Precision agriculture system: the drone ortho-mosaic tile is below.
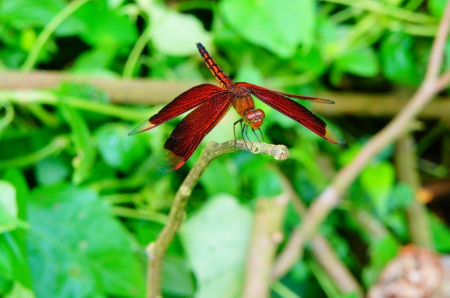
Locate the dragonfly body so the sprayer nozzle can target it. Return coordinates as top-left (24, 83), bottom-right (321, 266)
top-left (129, 43), bottom-right (344, 173)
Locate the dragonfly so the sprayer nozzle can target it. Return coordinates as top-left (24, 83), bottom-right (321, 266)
top-left (129, 43), bottom-right (345, 173)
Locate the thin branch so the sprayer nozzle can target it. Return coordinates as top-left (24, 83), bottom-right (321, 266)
top-left (395, 135), bottom-right (433, 248)
top-left (272, 0), bottom-right (450, 280)
top-left (242, 194), bottom-right (289, 298)
top-left (3, 71), bottom-right (450, 119)
top-left (279, 173), bottom-right (363, 297)
top-left (146, 140), bottom-right (288, 298)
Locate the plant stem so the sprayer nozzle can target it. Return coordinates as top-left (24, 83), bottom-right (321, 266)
top-left (21, 0), bottom-right (90, 71)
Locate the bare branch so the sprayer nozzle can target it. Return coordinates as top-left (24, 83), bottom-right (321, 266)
top-left (147, 140), bottom-right (288, 298)
top-left (272, 0), bottom-right (450, 279)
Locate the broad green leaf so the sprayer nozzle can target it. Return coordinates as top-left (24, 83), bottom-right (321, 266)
top-left (34, 156), bottom-right (70, 186)
top-left (360, 162), bottom-right (395, 216)
top-left (4, 281), bottom-right (35, 298)
top-left (200, 159), bottom-right (239, 197)
top-left (27, 184), bottom-right (145, 298)
top-left (2, 169), bottom-right (29, 220)
top-left (335, 47), bottom-right (379, 77)
top-left (380, 33), bottom-right (421, 86)
top-left (162, 255), bottom-right (195, 297)
top-left (430, 213), bottom-right (450, 252)
top-left (428, 0), bottom-right (447, 17)
top-left (0, 233), bottom-right (33, 289)
top-left (221, 0), bottom-right (316, 57)
top-left (179, 195), bottom-right (252, 298)
top-left (0, 181), bottom-right (17, 218)
top-left (96, 123), bottom-right (147, 172)
top-left (73, 0), bottom-right (137, 47)
top-left (234, 62), bottom-right (264, 86)
top-left (71, 47), bottom-right (118, 76)
top-left (0, 181), bottom-right (27, 234)
top-left (0, 0), bottom-right (83, 36)
top-left (150, 6), bottom-right (211, 56)
top-left (362, 235), bottom-right (399, 287)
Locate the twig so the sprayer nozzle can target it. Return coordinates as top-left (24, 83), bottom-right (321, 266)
top-left (395, 135), bottom-right (433, 249)
top-left (271, 0), bottom-right (450, 280)
top-left (279, 173), bottom-right (363, 297)
top-left (241, 194), bottom-right (289, 298)
top-left (146, 140), bottom-right (288, 298)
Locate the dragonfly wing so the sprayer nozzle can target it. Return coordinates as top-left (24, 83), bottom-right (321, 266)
top-left (236, 82), bottom-right (345, 145)
top-left (128, 84), bottom-right (223, 135)
top-left (156, 92), bottom-right (235, 173)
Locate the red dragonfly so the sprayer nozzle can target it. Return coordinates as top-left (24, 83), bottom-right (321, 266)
top-left (129, 43), bottom-right (345, 173)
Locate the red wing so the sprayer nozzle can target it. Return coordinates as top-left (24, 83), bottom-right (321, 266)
top-left (236, 82), bottom-right (345, 145)
top-left (155, 92), bottom-right (235, 173)
top-left (128, 84), bottom-right (223, 135)
top-left (237, 82), bottom-right (334, 104)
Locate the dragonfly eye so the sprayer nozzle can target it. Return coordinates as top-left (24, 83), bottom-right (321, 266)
top-left (246, 109), bottom-right (265, 129)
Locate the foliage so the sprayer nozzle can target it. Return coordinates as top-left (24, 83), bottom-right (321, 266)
top-left (0, 0), bottom-right (449, 297)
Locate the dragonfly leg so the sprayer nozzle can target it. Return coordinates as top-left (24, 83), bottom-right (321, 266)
top-left (252, 128), bottom-right (265, 143)
top-left (233, 119), bottom-right (244, 149)
top-left (242, 124), bottom-right (253, 151)
top-left (258, 128), bottom-right (265, 142)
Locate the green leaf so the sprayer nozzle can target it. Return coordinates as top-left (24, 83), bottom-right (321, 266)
top-left (380, 33), bottom-right (421, 86)
top-left (335, 47), bottom-right (379, 77)
top-left (162, 255), bottom-right (195, 297)
top-left (2, 169), bottom-right (29, 220)
top-left (200, 160), bottom-right (239, 197)
top-left (362, 235), bottom-right (399, 287)
top-left (428, 0), bottom-right (447, 17)
top-left (0, 0), bottom-right (82, 36)
top-left (150, 5), bottom-right (211, 56)
top-left (0, 181), bottom-right (28, 234)
top-left (4, 282), bottom-right (35, 298)
top-left (96, 123), bottom-right (147, 172)
top-left (179, 195), bottom-right (252, 298)
top-left (221, 0), bottom-right (316, 57)
top-left (73, 0), bottom-right (137, 47)
top-left (27, 184), bottom-right (145, 298)
top-left (71, 47), bottom-right (118, 76)
top-left (360, 162), bottom-right (395, 216)
top-left (34, 156), bottom-right (70, 186)
top-left (430, 213), bottom-right (450, 252)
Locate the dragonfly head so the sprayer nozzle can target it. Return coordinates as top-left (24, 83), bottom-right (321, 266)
top-left (245, 109), bottom-right (265, 130)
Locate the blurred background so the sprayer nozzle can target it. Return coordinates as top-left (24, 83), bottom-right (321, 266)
top-left (0, 0), bottom-right (449, 297)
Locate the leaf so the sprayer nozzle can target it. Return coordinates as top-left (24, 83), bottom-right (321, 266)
top-left (200, 159), bottom-right (239, 197)
top-left (429, 213), bottom-right (450, 252)
top-left (2, 169), bottom-right (29, 220)
top-left (27, 184), bottom-right (145, 298)
top-left (34, 156), bottom-right (70, 186)
top-left (0, 0), bottom-right (83, 36)
top-left (428, 0), bottom-right (447, 17)
top-left (335, 47), bottom-right (379, 77)
top-left (0, 181), bottom-right (28, 234)
top-left (220, 0), bottom-right (316, 57)
top-left (360, 162), bottom-right (395, 216)
top-left (96, 123), bottom-right (147, 172)
top-left (380, 33), bottom-right (421, 86)
top-left (179, 195), bottom-right (252, 298)
top-left (4, 281), bottom-right (35, 298)
top-left (73, 0), bottom-right (137, 47)
top-left (150, 5), bottom-right (211, 56)
top-left (362, 235), bottom-right (399, 287)
top-left (162, 255), bottom-right (195, 297)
